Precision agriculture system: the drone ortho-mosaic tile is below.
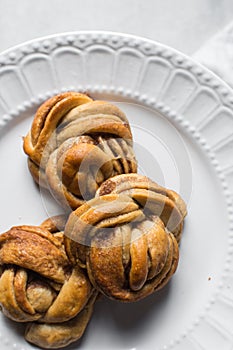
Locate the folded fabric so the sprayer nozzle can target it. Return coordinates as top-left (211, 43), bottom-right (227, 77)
top-left (194, 21), bottom-right (233, 88)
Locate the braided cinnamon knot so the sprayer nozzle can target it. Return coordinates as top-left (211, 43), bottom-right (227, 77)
top-left (0, 217), bottom-right (97, 348)
top-left (23, 92), bottom-right (137, 210)
top-left (96, 173), bottom-right (187, 243)
top-left (64, 194), bottom-right (179, 302)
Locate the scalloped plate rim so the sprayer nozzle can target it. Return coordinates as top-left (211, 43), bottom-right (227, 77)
top-left (0, 31), bottom-right (233, 350)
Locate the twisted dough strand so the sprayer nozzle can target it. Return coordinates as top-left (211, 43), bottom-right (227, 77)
top-left (23, 92), bottom-right (137, 210)
top-left (64, 194), bottom-right (179, 302)
top-left (23, 92), bottom-right (92, 167)
top-left (25, 290), bottom-right (98, 349)
top-left (0, 217), bottom-right (98, 348)
top-left (96, 174), bottom-right (187, 243)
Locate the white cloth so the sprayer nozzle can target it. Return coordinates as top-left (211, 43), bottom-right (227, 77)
top-left (194, 21), bottom-right (233, 88)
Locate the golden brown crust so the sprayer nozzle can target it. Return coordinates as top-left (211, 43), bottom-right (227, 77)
top-left (40, 215), bottom-right (68, 233)
top-left (46, 140), bottom-right (114, 210)
top-left (23, 92), bottom-right (137, 210)
top-left (86, 218), bottom-right (179, 301)
top-left (41, 266), bottom-right (92, 323)
top-left (23, 92), bottom-right (92, 164)
top-left (0, 226), bottom-right (69, 283)
top-left (0, 223), bottom-right (95, 338)
top-left (96, 173), bottom-right (187, 216)
top-left (96, 174), bottom-right (187, 243)
top-left (0, 268), bottom-right (41, 322)
top-left (25, 290), bottom-right (98, 349)
top-left (64, 194), bottom-right (179, 302)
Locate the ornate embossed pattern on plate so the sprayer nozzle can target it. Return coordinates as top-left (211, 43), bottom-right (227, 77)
top-left (0, 32), bottom-right (233, 350)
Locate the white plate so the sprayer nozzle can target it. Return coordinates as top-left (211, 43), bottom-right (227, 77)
top-left (0, 31), bottom-right (233, 350)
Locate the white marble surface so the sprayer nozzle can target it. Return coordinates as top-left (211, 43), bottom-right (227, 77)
top-left (1, 0), bottom-right (233, 56)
